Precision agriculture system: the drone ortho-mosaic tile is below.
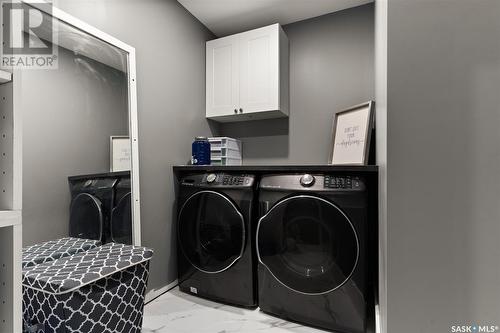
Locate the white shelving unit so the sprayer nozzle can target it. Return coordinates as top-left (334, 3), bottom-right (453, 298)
top-left (0, 71), bottom-right (11, 84)
top-left (0, 210), bottom-right (21, 228)
top-left (0, 68), bottom-right (22, 333)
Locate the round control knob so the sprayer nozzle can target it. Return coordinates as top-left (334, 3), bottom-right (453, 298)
top-left (300, 174), bottom-right (315, 187)
top-left (206, 174), bottom-right (217, 183)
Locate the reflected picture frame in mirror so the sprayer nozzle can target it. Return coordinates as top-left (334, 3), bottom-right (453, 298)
top-left (110, 136), bottom-right (132, 172)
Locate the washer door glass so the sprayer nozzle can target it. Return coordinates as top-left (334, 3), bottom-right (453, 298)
top-left (178, 191), bottom-right (245, 273)
top-left (69, 193), bottom-right (103, 241)
top-left (257, 195), bottom-right (359, 295)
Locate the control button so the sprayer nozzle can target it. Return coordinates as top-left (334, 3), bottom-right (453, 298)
top-left (324, 176), bottom-right (330, 188)
top-left (206, 174), bottom-right (217, 183)
top-left (300, 174), bottom-right (315, 187)
top-left (346, 176), bottom-right (352, 186)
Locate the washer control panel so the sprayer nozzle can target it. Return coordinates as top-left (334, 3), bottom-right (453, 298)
top-left (324, 175), bottom-right (363, 190)
top-left (221, 174), bottom-right (248, 186)
top-left (181, 173), bottom-right (254, 187)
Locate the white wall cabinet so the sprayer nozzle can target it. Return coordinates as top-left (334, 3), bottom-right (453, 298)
top-left (206, 24), bottom-right (289, 122)
top-left (206, 35), bottom-right (240, 119)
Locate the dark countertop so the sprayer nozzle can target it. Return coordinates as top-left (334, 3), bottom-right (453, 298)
top-left (67, 170), bottom-right (130, 181)
top-left (173, 165), bottom-right (378, 174)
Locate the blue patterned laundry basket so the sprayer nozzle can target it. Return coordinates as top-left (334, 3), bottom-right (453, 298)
top-left (22, 237), bottom-right (101, 269)
top-left (22, 242), bottom-right (153, 333)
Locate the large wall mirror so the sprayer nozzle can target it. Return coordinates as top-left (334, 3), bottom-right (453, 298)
top-left (20, 4), bottom-right (141, 246)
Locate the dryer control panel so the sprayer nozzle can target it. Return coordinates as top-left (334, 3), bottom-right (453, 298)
top-left (260, 174), bottom-right (365, 191)
top-left (324, 175), bottom-right (363, 190)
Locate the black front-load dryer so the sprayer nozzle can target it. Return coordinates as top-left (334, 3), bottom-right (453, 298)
top-left (177, 172), bottom-right (257, 307)
top-left (111, 177), bottom-right (133, 245)
top-left (257, 173), bottom-right (374, 333)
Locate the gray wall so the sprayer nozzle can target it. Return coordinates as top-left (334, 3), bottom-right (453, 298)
top-left (217, 4), bottom-right (374, 164)
top-left (23, 46), bottom-right (128, 246)
top-left (382, 0), bottom-right (500, 331)
top-left (56, 1), bottom-right (373, 292)
top-left (56, 0), bottom-right (215, 294)
top-left (55, 1), bottom-right (374, 294)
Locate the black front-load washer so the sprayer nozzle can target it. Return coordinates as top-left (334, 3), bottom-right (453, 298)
top-left (177, 172), bottom-right (257, 307)
top-left (68, 176), bottom-right (117, 243)
top-left (256, 173), bottom-right (375, 333)
top-left (68, 172), bottom-right (131, 244)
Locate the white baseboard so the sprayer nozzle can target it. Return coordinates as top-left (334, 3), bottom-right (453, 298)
top-left (145, 279), bottom-right (178, 304)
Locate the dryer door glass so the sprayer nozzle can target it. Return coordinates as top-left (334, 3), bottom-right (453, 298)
top-left (69, 193), bottom-right (104, 241)
top-left (178, 191), bottom-right (245, 273)
top-left (111, 192), bottom-right (132, 245)
top-left (257, 195), bottom-right (359, 295)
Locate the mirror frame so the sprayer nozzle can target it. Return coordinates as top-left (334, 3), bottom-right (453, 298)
top-left (23, 1), bottom-right (142, 245)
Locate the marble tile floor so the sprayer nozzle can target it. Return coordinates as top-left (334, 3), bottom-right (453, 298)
top-left (142, 287), bottom-right (328, 333)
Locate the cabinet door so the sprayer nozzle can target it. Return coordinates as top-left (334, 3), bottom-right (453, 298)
top-left (239, 24), bottom-right (279, 114)
top-left (206, 35), bottom-right (239, 118)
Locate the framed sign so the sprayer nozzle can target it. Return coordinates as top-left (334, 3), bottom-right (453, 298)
top-left (330, 101), bottom-right (374, 165)
top-left (110, 136), bottom-right (131, 171)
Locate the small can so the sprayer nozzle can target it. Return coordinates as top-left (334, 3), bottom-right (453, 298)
top-left (191, 136), bottom-right (211, 165)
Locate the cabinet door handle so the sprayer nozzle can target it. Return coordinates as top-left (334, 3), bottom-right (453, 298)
top-left (239, 108), bottom-right (243, 113)
top-left (234, 109), bottom-right (238, 114)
